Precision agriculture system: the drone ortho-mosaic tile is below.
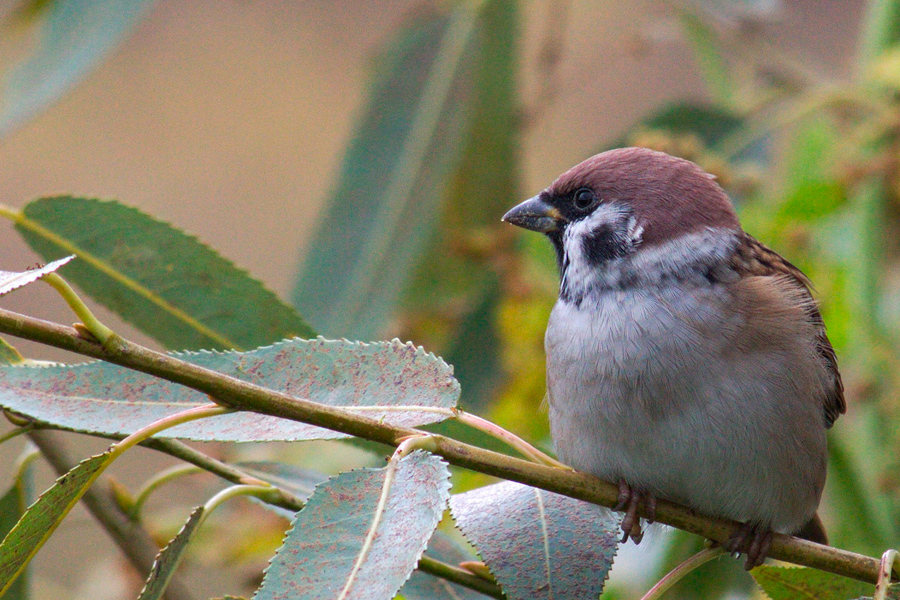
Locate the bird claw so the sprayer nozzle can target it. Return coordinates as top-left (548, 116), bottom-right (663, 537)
top-left (726, 522), bottom-right (773, 570)
top-left (614, 480), bottom-right (654, 544)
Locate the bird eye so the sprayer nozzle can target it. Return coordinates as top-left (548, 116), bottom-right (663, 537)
top-left (573, 188), bottom-right (596, 210)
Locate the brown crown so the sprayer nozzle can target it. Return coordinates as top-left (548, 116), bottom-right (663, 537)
top-left (548, 147), bottom-right (741, 246)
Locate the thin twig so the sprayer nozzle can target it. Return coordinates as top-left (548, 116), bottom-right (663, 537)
top-left (0, 307), bottom-right (885, 585)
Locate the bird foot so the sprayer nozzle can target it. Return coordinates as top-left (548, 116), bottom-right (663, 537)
top-left (726, 522), bottom-right (773, 570)
top-left (613, 480), bottom-right (656, 544)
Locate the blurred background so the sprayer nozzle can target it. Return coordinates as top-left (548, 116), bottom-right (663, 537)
top-left (0, 0), bottom-right (895, 598)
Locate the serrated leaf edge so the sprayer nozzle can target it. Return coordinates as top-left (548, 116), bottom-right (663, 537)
top-left (447, 482), bottom-right (620, 598)
top-left (16, 197), bottom-right (313, 348)
top-left (136, 506), bottom-right (205, 600)
top-left (255, 451), bottom-right (451, 600)
top-left (0, 255), bottom-right (74, 296)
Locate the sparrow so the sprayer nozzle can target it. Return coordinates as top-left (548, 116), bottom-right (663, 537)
top-left (502, 147), bottom-right (844, 569)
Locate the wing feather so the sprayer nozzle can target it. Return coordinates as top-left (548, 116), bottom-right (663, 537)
top-left (729, 234), bottom-right (845, 427)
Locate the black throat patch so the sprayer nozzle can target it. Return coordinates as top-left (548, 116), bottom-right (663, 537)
top-left (581, 222), bottom-right (636, 267)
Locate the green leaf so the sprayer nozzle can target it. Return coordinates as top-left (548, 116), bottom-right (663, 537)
top-left (292, 3), bottom-right (481, 340)
top-left (402, 0), bottom-right (519, 412)
top-left (13, 197), bottom-right (314, 350)
top-left (752, 565), bottom-right (873, 600)
top-left (649, 529), bottom-right (750, 600)
top-left (0, 452), bottom-right (109, 595)
top-left (0, 339), bottom-right (24, 366)
top-left (254, 451), bottom-right (451, 600)
top-left (0, 0), bottom-right (155, 137)
top-left (400, 531), bottom-right (490, 600)
top-left (0, 451), bottom-right (36, 600)
top-left (450, 481), bottom-right (619, 600)
top-left (0, 338), bottom-right (459, 442)
top-left (0, 256), bottom-right (73, 297)
top-left (137, 506), bottom-right (204, 600)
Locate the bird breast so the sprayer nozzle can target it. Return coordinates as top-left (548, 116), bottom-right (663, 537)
top-left (544, 273), bottom-right (829, 532)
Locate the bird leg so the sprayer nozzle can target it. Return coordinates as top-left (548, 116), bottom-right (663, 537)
top-left (726, 522), bottom-right (773, 570)
top-left (613, 480), bottom-right (655, 544)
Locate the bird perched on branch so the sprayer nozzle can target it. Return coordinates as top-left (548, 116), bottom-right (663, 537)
top-left (502, 147), bottom-right (844, 569)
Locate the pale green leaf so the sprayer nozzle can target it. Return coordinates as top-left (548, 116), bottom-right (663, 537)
top-left (0, 451), bottom-right (36, 600)
top-left (676, 10), bottom-right (734, 107)
top-left (254, 452), bottom-right (451, 600)
top-left (0, 339), bottom-right (24, 366)
top-left (0, 338), bottom-right (459, 442)
top-left (450, 481), bottom-right (619, 600)
top-left (401, 531), bottom-right (489, 600)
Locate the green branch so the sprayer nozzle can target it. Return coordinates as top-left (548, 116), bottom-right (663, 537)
top-left (0, 305), bottom-right (885, 585)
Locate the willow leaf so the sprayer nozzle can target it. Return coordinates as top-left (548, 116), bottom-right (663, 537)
top-left (12, 197), bottom-right (314, 351)
top-left (0, 338), bottom-right (459, 442)
top-left (254, 452), bottom-right (451, 600)
top-left (292, 3), bottom-right (480, 340)
top-left (450, 481), bottom-right (619, 600)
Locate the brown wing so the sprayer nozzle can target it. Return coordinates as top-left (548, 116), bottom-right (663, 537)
top-left (729, 233), bottom-right (846, 427)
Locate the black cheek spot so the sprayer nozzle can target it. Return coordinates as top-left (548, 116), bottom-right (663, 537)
top-left (582, 225), bottom-right (631, 266)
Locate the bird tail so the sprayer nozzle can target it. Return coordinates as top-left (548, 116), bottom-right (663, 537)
top-left (794, 513), bottom-right (828, 545)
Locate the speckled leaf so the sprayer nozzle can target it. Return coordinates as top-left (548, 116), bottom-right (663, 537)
top-left (0, 452), bottom-right (109, 595)
top-left (254, 451), bottom-right (451, 600)
top-left (752, 565), bottom-right (873, 600)
top-left (0, 256), bottom-right (74, 296)
top-left (0, 338), bottom-right (459, 442)
top-left (400, 531), bottom-right (490, 600)
top-left (292, 3), bottom-right (479, 340)
top-left (15, 197), bottom-right (314, 351)
top-left (137, 506), bottom-right (204, 600)
top-left (449, 481), bottom-right (618, 600)
top-left (0, 0), bottom-right (155, 137)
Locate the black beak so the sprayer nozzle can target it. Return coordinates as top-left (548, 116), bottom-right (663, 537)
top-left (502, 195), bottom-right (566, 233)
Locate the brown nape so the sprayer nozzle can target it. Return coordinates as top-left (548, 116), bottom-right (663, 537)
top-left (794, 514), bottom-right (828, 545)
top-left (549, 147), bottom-right (741, 246)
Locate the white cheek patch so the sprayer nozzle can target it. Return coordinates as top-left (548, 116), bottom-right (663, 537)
top-left (561, 203), bottom-right (636, 301)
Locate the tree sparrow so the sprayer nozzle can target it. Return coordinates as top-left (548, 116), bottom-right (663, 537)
top-left (502, 147), bottom-right (844, 569)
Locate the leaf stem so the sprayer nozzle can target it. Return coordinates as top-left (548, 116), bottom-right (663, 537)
top-left (201, 484), bottom-right (275, 523)
top-left (454, 408), bottom-right (570, 468)
top-left (417, 555), bottom-right (505, 598)
top-left (639, 546), bottom-right (725, 600)
top-left (129, 464), bottom-right (204, 520)
top-left (0, 425), bottom-right (32, 446)
top-left (110, 405), bottom-right (231, 462)
top-left (0, 305), bottom-right (886, 585)
top-left (40, 273), bottom-right (120, 348)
